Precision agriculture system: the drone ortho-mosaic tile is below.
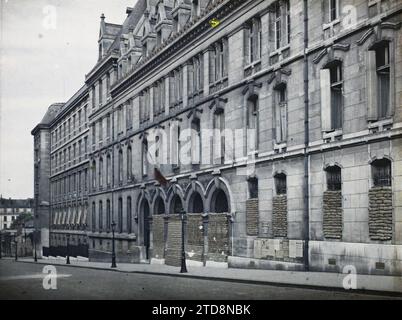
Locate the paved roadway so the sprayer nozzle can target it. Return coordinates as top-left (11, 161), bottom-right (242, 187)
top-left (0, 259), bottom-right (398, 300)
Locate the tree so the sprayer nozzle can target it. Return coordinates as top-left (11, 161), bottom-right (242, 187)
top-left (10, 213), bottom-right (33, 231)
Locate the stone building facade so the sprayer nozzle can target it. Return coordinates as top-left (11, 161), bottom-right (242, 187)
top-left (33, 0), bottom-right (402, 275)
top-left (0, 198), bottom-right (33, 230)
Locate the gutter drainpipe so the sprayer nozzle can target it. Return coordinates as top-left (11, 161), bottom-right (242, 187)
top-left (303, 0), bottom-right (310, 271)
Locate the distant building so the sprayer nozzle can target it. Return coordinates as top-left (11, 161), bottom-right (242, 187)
top-left (0, 197), bottom-right (34, 230)
top-left (32, 0), bottom-right (402, 276)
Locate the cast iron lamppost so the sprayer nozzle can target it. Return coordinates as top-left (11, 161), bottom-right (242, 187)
top-left (180, 208), bottom-right (188, 274)
top-left (33, 230), bottom-right (38, 262)
top-left (0, 233), bottom-right (2, 259)
top-left (14, 235), bottom-right (18, 261)
top-left (66, 234), bottom-right (71, 265)
top-left (111, 221), bottom-right (117, 268)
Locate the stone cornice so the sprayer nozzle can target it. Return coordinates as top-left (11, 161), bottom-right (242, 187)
top-left (85, 52), bottom-right (119, 85)
top-left (110, 0), bottom-right (247, 98)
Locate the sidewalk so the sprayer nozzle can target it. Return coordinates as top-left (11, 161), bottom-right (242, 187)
top-left (17, 257), bottom-right (402, 296)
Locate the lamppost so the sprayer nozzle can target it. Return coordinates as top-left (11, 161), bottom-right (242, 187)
top-left (111, 221), bottom-right (117, 268)
top-left (66, 234), bottom-right (71, 265)
top-left (0, 233), bottom-right (2, 259)
top-left (22, 223), bottom-right (26, 257)
top-left (180, 208), bottom-right (188, 274)
top-left (33, 230), bottom-right (38, 262)
top-left (14, 235), bottom-right (18, 262)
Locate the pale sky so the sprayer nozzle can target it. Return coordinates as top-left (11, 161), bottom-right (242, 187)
top-left (0, 0), bottom-right (136, 199)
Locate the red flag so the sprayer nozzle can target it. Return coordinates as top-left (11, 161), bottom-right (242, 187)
top-left (154, 168), bottom-right (168, 186)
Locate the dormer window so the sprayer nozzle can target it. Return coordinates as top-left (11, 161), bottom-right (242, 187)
top-left (192, 0), bottom-right (200, 18)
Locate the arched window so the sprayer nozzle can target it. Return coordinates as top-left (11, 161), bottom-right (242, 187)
top-left (248, 177), bottom-right (259, 199)
top-left (118, 198), bottom-right (123, 233)
top-left (213, 189), bottom-right (229, 213)
top-left (106, 154), bottom-right (111, 186)
top-left (326, 166), bottom-right (342, 191)
top-left (247, 95), bottom-right (259, 151)
top-left (99, 201), bottom-right (103, 232)
top-left (91, 202), bottom-right (96, 232)
top-left (372, 159), bottom-right (391, 187)
top-left (275, 173), bottom-right (287, 195)
top-left (91, 160), bottom-right (96, 189)
top-left (191, 118), bottom-right (201, 166)
top-left (154, 197), bottom-right (165, 215)
top-left (106, 200), bottom-right (111, 231)
top-left (190, 192), bottom-right (204, 214)
top-left (99, 157), bottom-right (103, 188)
top-left (127, 146), bottom-right (132, 180)
top-left (171, 195), bottom-right (183, 214)
top-left (118, 149), bottom-right (123, 183)
top-left (127, 197), bottom-right (132, 234)
top-left (213, 109), bottom-right (225, 164)
top-left (142, 139), bottom-right (149, 177)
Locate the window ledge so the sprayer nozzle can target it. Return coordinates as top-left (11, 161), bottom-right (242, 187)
top-left (323, 19), bottom-right (340, 30)
top-left (368, 118), bottom-right (393, 131)
top-left (323, 130), bottom-right (343, 143)
top-left (244, 60), bottom-right (261, 70)
top-left (269, 45), bottom-right (291, 58)
top-left (274, 143), bottom-right (287, 153)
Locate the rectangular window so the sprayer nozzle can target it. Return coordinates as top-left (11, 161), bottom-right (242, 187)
top-left (106, 115), bottom-right (111, 138)
top-left (274, 85), bottom-right (288, 143)
top-left (330, 63), bottom-right (343, 130)
top-left (329, 0), bottom-right (338, 22)
top-left (320, 62), bottom-right (343, 132)
top-left (118, 198), bottom-right (123, 234)
top-left (126, 101), bottom-right (133, 130)
top-left (376, 43), bottom-right (390, 119)
top-left (99, 79), bottom-right (103, 106)
top-left (245, 18), bottom-right (261, 64)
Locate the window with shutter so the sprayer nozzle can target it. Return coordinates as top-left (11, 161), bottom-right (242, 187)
top-left (274, 83), bottom-right (287, 143)
top-left (376, 43), bottom-right (391, 119)
top-left (320, 68), bottom-right (332, 132)
top-left (329, 61), bottom-right (343, 130)
top-left (244, 25), bottom-right (250, 65)
top-left (209, 48), bottom-right (216, 84)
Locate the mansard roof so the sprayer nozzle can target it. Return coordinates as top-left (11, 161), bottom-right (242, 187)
top-left (105, 0), bottom-right (147, 56)
top-left (39, 103), bottom-right (65, 126)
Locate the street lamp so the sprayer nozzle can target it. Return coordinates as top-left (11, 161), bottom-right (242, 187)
top-left (14, 235), bottom-right (18, 262)
top-left (66, 234), bottom-right (71, 265)
top-left (0, 233), bottom-right (2, 259)
top-left (180, 208), bottom-right (188, 274)
top-left (111, 221), bottom-right (117, 268)
top-left (22, 223), bottom-right (26, 257)
top-left (33, 230), bottom-right (38, 262)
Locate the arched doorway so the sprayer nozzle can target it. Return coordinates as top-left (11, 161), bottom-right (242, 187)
top-left (154, 196), bottom-right (165, 215)
top-left (170, 195), bottom-right (183, 214)
top-left (189, 192), bottom-right (204, 214)
top-left (140, 199), bottom-right (150, 259)
top-left (212, 189), bottom-right (229, 213)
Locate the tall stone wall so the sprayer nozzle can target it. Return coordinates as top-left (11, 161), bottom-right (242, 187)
top-left (369, 187), bottom-right (393, 241)
top-left (323, 191), bottom-right (343, 240)
top-left (273, 195), bottom-right (288, 238)
top-left (152, 215), bottom-right (165, 259)
top-left (246, 199), bottom-right (259, 236)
